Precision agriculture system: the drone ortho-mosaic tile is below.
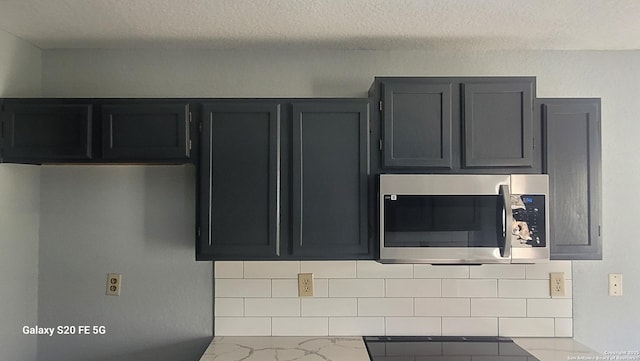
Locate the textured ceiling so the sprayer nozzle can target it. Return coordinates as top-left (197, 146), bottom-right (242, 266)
top-left (0, 0), bottom-right (638, 50)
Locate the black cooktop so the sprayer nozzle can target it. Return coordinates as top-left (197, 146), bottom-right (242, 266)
top-left (363, 336), bottom-right (540, 360)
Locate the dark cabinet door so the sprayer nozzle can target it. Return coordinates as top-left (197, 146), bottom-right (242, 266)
top-left (381, 82), bottom-right (453, 168)
top-left (542, 99), bottom-right (602, 260)
top-left (290, 101), bottom-right (370, 258)
top-left (101, 103), bottom-right (190, 160)
top-left (462, 81), bottom-right (534, 168)
top-left (1, 103), bottom-right (92, 162)
top-left (198, 102), bottom-right (281, 260)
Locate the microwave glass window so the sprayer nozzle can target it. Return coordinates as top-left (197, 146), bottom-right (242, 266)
top-left (384, 195), bottom-right (504, 248)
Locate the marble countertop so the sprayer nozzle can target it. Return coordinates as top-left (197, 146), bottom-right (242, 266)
top-left (515, 338), bottom-right (601, 361)
top-left (199, 336), bottom-right (600, 361)
top-left (199, 336), bottom-right (370, 361)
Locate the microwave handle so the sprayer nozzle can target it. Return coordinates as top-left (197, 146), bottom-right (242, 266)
top-left (500, 184), bottom-right (512, 259)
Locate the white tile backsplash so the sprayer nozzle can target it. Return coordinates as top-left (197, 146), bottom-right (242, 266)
top-left (301, 261), bottom-right (356, 278)
top-left (214, 298), bottom-right (244, 316)
top-left (328, 317), bottom-right (385, 336)
top-left (527, 299), bottom-right (573, 317)
top-left (244, 261), bottom-right (300, 278)
top-left (214, 261), bottom-right (243, 278)
top-left (357, 260), bottom-right (413, 278)
top-left (328, 279), bottom-right (385, 297)
top-left (470, 298), bottom-right (526, 317)
top-left (414, 265), bottom-right (470, 278)
top-left (499, 318), bottom-right (555, 337)
top-left (244, 298), bottom-right (300, 317)
top-left (302, 298), bottom-right (357, 316)
top-left (216, 279), bottom-right (271, 298)
top-left (470, 264), bottom-right (526, 279)
top-left (442, 279), bottom-right (497, 298)
top-left (358, 298), bottom-right (414, 316)
top-left (385, 279), bottom-right (441, 297)
top-left (385, 317), bottom-right (441, 335)
top-left (555, 318), bottom-right (573, 337)
top-left (215, 317), bottom-right (271, 336)
top-left (214, 261), bottom-right (572, 336)
top-left (442, 317), bottom-right (498, 336)
top-left (272, 317), bottom-right (328, 336)
top-left (415, 298), bottom-right (470, 317)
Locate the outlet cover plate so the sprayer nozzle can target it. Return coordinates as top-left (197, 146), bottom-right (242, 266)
top-left (106, 273), bottom-right (122, 296)
top-left (609, 274), bottom-right (623, 296)
top-left (298, 273), bottom-right (313, 297)
top-left (550, 272), bottom-right (565, 297)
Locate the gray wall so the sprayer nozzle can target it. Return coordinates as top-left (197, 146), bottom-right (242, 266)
top-left (37, 165), bottom-right (212, 361)
top-left (40, 48), bottom-right (640, 352)
top-left (0, 29), bottom-right (41, 361)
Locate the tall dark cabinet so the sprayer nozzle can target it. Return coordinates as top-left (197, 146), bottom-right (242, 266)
top-left (198, 102), bottom-right (281, 259)
top-left (542, 98), bottom-right (602, 260)
top-left (197, 99), bottom-right (371, 260)
top-left (290, 101), bottom-right (369, 258)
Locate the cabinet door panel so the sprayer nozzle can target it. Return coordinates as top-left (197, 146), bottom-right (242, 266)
top-left (543, 100), bottom-right (602, 260)
top-left (463, 82), bottom-right (533, 168)
top-left (2, 103), bottom-right (92, 162)
top-left (382, 82), bottom-right (453, 168)
top-left (291, 101), bottom-right (370, 258)
top-left (198, 103), bottom-right (280, 259)
top-left (102, 103), bottom-right (189, 160)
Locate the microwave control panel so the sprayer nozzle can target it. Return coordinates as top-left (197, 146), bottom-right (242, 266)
top-left (510, 194), bottom-right (546, 248)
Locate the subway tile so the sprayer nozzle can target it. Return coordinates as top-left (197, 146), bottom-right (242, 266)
top-left (415, 298), bottom-right (470, 317)
top-left (385, 317), bottom-right (441, 336)
top-left (358, 298), bottom-right (413, 316)
top-left (442, 318), bottom-right (498, 336)
top-left (313, 279), bottom-right (329, 297)
top-left (301, 261), bottom-right (357, 278)
top-left (526, 261), bottom-right (572, 279)
top-left (469, 264), bottom-right (525, 279)
top-left (214, 298), bottom-right (244, 317)
top-left (272, 317), bottom-right (328, 336)
top-left (470, 298), bottom-right (526, 317)
top-left (244, 261), bottom-right (300, 279)
top-left (214, 261), bottom-right (243, 278)
top-left (386, 279), bottom-right (441, 297)
top-left (442, 279), bottom-right (497, 298)
top-left (499, 318), bottom-right (555, 337)
top-left (498, 280), bottom-right (549, 298)
top-left (302, 298), bottom-right (357, 316)
top-left (214, 317), bottom-right (271, 336)
top-left (271, 279), bottom-right (298, 298)
top-left (328, 317), bottom-right (384, 336)
top-left (414, 265), bottom-right (470, 278)
top-left (357, 261), bottom-right (413, 278)
top-left (555, 318), bottom-right (573, 337)
top-left (527, 299), bottom-right (572, 317)
top-left (329, 279), bottom-right (384, 297)
top-left (245, 298), bottom-right (300, 317)
top-left (215, 279), bottom-right (271, 298)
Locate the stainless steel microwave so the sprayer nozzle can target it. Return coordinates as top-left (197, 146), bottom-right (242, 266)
top-left (379, 174), bottom-right (549, 264)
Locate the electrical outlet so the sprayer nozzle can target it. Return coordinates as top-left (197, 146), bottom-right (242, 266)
top-left (106, 273), bottom-right (122, 296)
top-left (298, 273), bottom-right (313, 297)
top-left (549, 272), bottom-right (565, 297)
top-left (609, 274), bottom-right (623, 296)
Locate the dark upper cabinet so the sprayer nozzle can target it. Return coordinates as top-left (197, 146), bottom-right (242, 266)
top-left (101, 103), bottom-right (190, 160)
top-left (291, 101), bottom-right (370, 258)
top-left (197, 99), bottom-right (372, 261)
top-left (198, 102), bottom-right (281, 260)
top-left (462, 81), bottom-right (533, 168)
top-left (381, 82), bottom-right (453, 168)
top-left (372, 77), bottom-right (538, 173)
top-left (0, 102), bottom-right (92, 162)
top-left (542, 98), bottom-right (602, 260)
